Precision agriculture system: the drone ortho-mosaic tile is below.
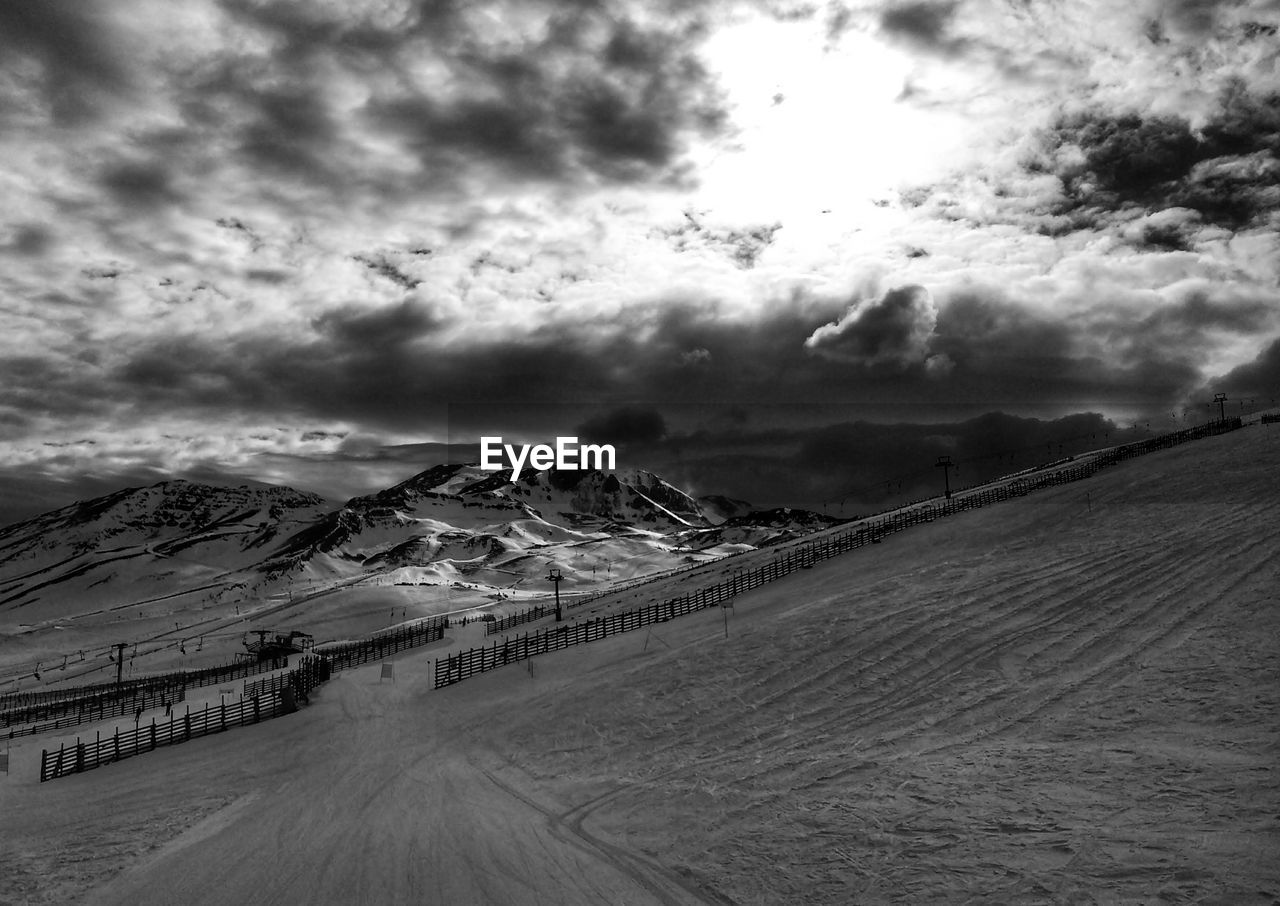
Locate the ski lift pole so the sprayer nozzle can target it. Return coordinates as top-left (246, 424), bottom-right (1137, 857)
top-left (547, 568), bottom-right (564, 622)
top-left (935, 455), bottom-right (955, 499)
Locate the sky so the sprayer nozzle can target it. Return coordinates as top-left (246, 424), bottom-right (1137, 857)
top-left (1, 0), bottom-right (1278, 525)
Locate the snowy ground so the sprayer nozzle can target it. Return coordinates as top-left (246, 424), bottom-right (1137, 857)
top-left (1, 425), bottom-right (1277, 904)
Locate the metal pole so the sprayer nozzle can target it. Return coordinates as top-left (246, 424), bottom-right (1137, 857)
top-left (936, 455), bottom-right (954, 499)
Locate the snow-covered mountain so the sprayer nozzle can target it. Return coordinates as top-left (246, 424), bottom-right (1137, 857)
top-left (260, 465), bottom-right (720, 589)
top-left (0, 465), bottom-right (834, 624)
top-left (0, 480), bottom-right (332, 618)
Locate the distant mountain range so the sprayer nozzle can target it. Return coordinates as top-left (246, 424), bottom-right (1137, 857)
top-left (0, 465), bottom-right (835, 619)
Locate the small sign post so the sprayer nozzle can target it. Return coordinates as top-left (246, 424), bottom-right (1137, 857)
top-left (380, 663), bottom-right (395, 683)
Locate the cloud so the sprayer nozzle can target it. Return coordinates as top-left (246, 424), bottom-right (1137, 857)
top-left (99, 159), bottom-right (181, 209)
top-left (3, 0), bottom-right (1280, 526)
top-left (351, 1), bottom-right (731, 191)
top-left (804, 285), bottom-right (937, 370)
top-left (1156, 0), bottom-right (1236, 39)
top-left (575, 406), bottom-right (668, 447)
top-left (1200, 335), bottom-right (1280, 400)
top-left (680, 347), bottom-right (713, 367)
top-left (656, 215), bottom-right (783, 269)
top-left (1037, 84), bottom-right (1280, 230)
top-left (877, 1), bottom-right (966, 56)
top-left (29, 267), bottom-right (1266, 449)
top-left (0, 1), bottom-right (137, 125)
top-left (0, 224), bottom-right (53, 257)
top-left (311, 298), bottom-right (443, 347)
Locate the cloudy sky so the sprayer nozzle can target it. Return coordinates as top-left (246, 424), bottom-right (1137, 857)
top-left (2, 0), bottom-right (1278, 524)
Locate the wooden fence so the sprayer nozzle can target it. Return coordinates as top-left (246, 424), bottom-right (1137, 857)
top-left (6, 685), bottom-right (187, 741)
top-left (40, 657), bottom-right (330, 782)
top-left (10, 616), bottom-right (445, 737)
top-left (2, 674), bottom-right (182, 714)
top-left (486, 605), bottom-right (552, 636)
top-left (317, 617), bottom-right (447, 672)
top-left (2, 654), bottom-right (288, 721)
top-left (440, 594), bottom-right (727, 687)
top-left (440, 418), bottom-right (1243, 688)
top-left (33, 618), bottom-right (447, 780)
top-left (3, 679), bottom-right (184, 730)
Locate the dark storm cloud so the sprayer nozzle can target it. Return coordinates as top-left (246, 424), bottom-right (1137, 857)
top-left (94, 278), bottom-right (1221, 443)
top-left (1040, 84), bottom-right (1280, 230)
top-left (0, 1), bottom-right (135, 124)
top-left (1059, 112), bottom-right (1203, 199)
top-left (99, 295), bottom-right (829, 432)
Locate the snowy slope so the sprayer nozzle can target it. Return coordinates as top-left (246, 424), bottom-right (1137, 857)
top-left (0, 423), bottom-right (1275, 905)
top-left (0, 481), bottom-right (332, 617)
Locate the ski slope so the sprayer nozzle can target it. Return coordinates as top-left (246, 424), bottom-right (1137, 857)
top-left (1, 423), bottom-right (1277, 904)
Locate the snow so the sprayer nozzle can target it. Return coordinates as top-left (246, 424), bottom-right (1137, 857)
top-left (1, 425), bottom-right (1278, 903)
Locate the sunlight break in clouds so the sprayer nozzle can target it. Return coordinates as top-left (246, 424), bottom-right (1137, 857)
top-left (694, 15), bottom-right (970, 222)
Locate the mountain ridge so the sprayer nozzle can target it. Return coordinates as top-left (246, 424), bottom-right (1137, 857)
top-left (0, 466), bottom-right (835, 621)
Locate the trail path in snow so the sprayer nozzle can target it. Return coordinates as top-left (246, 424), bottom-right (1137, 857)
top-left (42, 643), bottom-right (705, 906)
